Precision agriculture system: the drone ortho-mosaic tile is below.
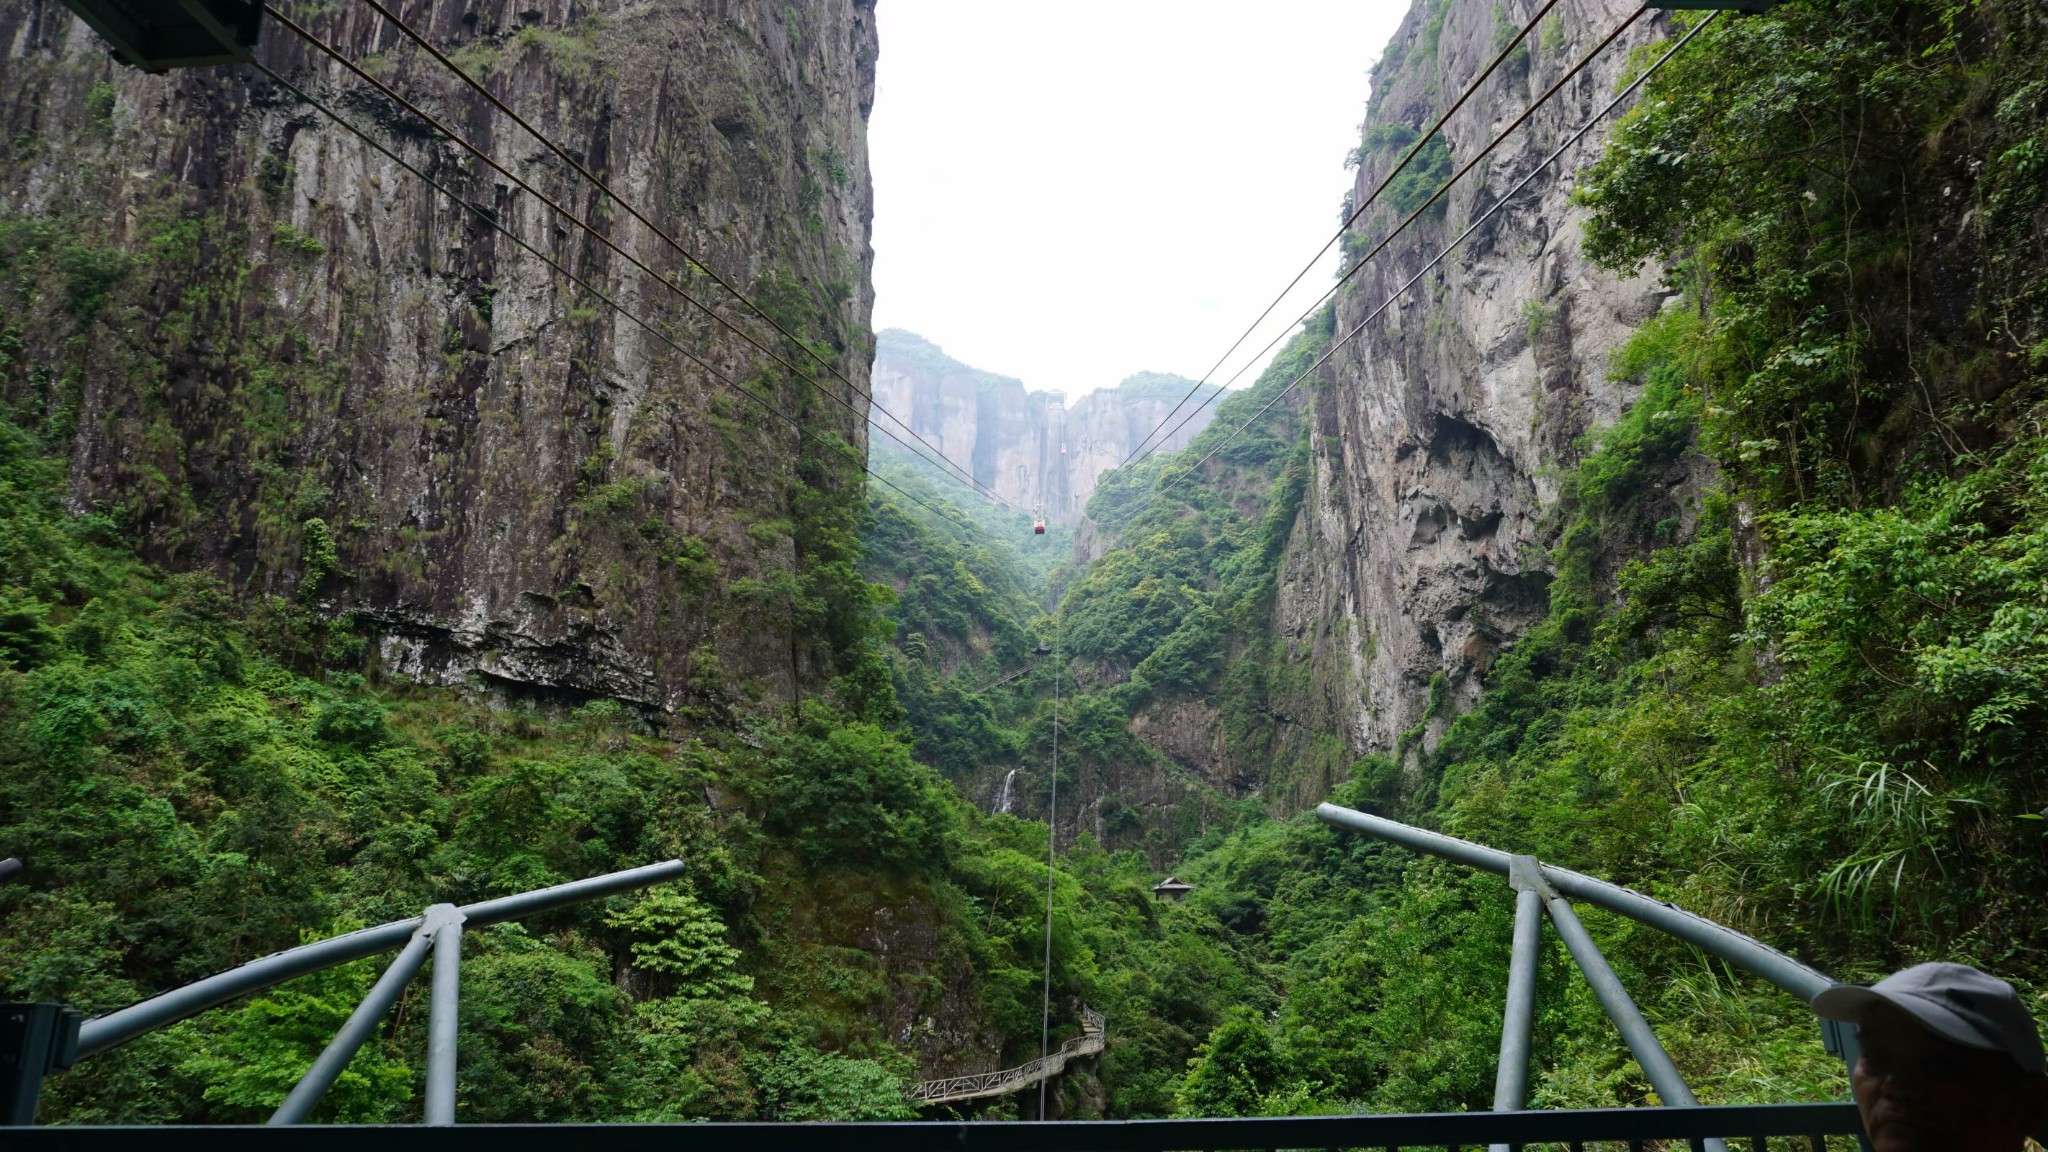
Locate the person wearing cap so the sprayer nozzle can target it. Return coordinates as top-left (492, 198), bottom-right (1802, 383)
top-left (1814, 962), bottom-right (2048, 1152)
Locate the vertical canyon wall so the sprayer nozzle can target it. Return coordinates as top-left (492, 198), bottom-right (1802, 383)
top-left (1272, 0), bottom-right (1677, 759)
top-left (0, 0), bottom-right (877, 714)
top-left (872, 329), bottom-right (1217, 522)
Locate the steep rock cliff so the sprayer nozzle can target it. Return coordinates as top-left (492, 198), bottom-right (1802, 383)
top-left (1276, 0), bottom-right (1676, 757)
top-left (0, 0), bottom-right (877, 714)
top-left (872, 329), bottom-right (1217, 523)
top-left (1042, 0), bottom-right (1689, 827)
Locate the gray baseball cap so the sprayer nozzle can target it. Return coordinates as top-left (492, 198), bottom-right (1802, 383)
top-left (1813, 961), bottom-right (2046, 1075)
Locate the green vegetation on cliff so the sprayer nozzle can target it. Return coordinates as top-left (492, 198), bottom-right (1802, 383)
top-left (973, 0), bottom-right (2048, 1122)
top-left (0, 380), bottom-right (1252, 1123)
top-left (6, 0), bottom-right (2048, 1130)
top-left (0, 388), bottom-right (1207, 1120)
top-left (0, 405), bottom-right (939, 1122)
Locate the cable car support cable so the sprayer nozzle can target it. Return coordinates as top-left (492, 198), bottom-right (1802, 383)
top-left (349, 0), bottom-right (1015, 514)
top-left (1115, 0), bottom-right (1566, 472)
top-left (1150, 10), bottom-right (1715, 513)
top-left (268, 3), bottom-right (1022, 515)
top-left (355, 0), bottom-right (902, 420)
top-left (245, 58), bottom-right (974, 537)
top-left (1039, 615), bottom-right (1061, 1117)
top-left (1124, 1), bottom-right (1653, 488)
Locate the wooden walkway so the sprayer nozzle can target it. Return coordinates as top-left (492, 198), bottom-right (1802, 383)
top-left (906, 1007), bottom-right (1105, 1105)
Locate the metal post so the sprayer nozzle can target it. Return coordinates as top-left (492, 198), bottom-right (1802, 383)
top-left (423, 905), bottom-right (464, 1125)
top-left (1487, 861), bottom-right (1547, 1152)
top-left (1495, 861), bottom-right (1547, 1096)
top-left (78, 859), bottom-right (687, 1059)
top-left (1543, 891), bottom-right (1727, 1152)
top-left (1314, 805), bottom-right (1832, 1002)
top-left (1821, 1017), bottom-right (1861, 1086)
top-left (269, 929), bottom-right (434, 1125)
top-left (1, 1004), bottom-right (79, 1126)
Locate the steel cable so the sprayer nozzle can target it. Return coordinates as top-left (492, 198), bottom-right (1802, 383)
top-left (1145, 11), bottom-right (1718, 517)
top-left (1038, 617), bottom-right (1060, 1118)
top-left (351, 0), bottom-right (1003, 509)
top-left (248, 59), bottom-right (984, 541)
top-left (1126, 2), bottom-right (1652, 477)
top-left (271, 2), bottom-right (1021, 512)
top-left (1116, 0), bottom-right (1568, 471)
top-left (355, 0), bottom-right (880, 412)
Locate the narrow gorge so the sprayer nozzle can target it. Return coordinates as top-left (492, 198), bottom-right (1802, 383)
top-left (3, 0), bottom-right (2045, 1132)
top-left (871, 329), bottom-right (1218, 525)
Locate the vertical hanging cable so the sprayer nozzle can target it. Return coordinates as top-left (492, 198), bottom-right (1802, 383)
top-left (1038, 620), bottom-right (1061, 1118)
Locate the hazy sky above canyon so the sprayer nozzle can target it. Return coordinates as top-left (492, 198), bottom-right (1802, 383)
top-left (869, 1), bottom-right (1408, 401)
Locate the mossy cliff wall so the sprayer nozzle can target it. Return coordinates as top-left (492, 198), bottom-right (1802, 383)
top-left (1276, 0), bottom-right (1674, 759)
top-left (1047, 0), bottom-right (1678, 822)
top-left (0, 0), bottom-right (877, 713)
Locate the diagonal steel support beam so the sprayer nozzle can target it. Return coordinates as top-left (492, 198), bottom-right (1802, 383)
top-left (269, 927), bottom-right (433, 1125)
top-left (423, 904), bottom-right (465, 1125)
top-left (77, 860), bottom-right (687, 1060)
top-left (1543, 888), bottom-right (1727, 1152)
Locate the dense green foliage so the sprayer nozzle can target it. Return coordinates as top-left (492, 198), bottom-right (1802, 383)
top-left (0, 405), bottom-right (935, 1120)
top-left (7, 0), bottom-right (2047, 1128)
top-left (0, 396), bottom-right (1250, 1123)
top-left (1012, 0), bottom-right (2048, 1121)
top-left (1058, 313), bottom-right (1334, 812)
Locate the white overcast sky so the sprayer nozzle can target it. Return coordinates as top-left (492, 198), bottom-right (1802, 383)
top-left (869, 1), bottom-right (1410, 400)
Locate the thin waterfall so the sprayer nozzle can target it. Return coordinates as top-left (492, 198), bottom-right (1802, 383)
top-left (995, 768), bottom-right (1018, 814)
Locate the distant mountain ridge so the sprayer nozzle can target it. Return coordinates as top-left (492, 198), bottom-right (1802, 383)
top-left (871, 330), bottom-right (1219, 523)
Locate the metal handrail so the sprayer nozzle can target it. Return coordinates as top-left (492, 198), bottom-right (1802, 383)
top-left (7, 1102), bottom-right (1866, 1148)
top-left (908, 1008), bottom-right (1107, 1104)
top-left (28, 861), bottom-right (689, 1127)
top-left (75, 861), bottom-right (686, 1059)
top-left (1313, 805), bottom-right (1832, 999)
top-left (1315, 804), bottom-right (1853, 1152)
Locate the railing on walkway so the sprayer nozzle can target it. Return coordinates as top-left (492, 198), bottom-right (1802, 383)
top-left (2, 861), bottom-right (688, 1126)
top-left (1314, 804), bottom-right (1858, 1152)
top-left (6, 812), bottom-right (1868, 1144)
top-left (908, 1006), bottom-right (1107, 1104)
top-left (4, 1101), bottom-right (1866, 1149)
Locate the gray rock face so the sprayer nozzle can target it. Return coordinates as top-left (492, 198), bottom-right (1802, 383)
top-left (1275, 0), bottom-right (1672, 756)
top-left (872, 329), bottom-right (1216, 522)
top-left (0, 0), bottom-right (878, 713)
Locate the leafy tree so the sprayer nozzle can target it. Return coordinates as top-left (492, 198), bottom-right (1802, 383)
top-left (606, 889), bottom-right (753, 999)
top-left (177, 949), bottom-right (414, 1123)
top-left (1175, 1010), bottom-right (1281, 1117)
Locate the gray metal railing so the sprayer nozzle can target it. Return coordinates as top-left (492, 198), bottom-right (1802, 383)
top-left (1314, 804), bottom-right (1855, 1152)
top-left (3, 1102), bottom-right (1866, 1148)
top-left (909, 1006), bottom-right (1107, 1104)
top-left (7, 861), bottom-right (686, 1126)
top-left (7, 812), bottom-right (1870, 1142)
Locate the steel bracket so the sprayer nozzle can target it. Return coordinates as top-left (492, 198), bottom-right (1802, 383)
top-left (1508, 854), bottom-right (1557, 899)
top-left (2, 1004), bottom-right (81, 1126)
top-left (419, 902), bottom-right (467, 937)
